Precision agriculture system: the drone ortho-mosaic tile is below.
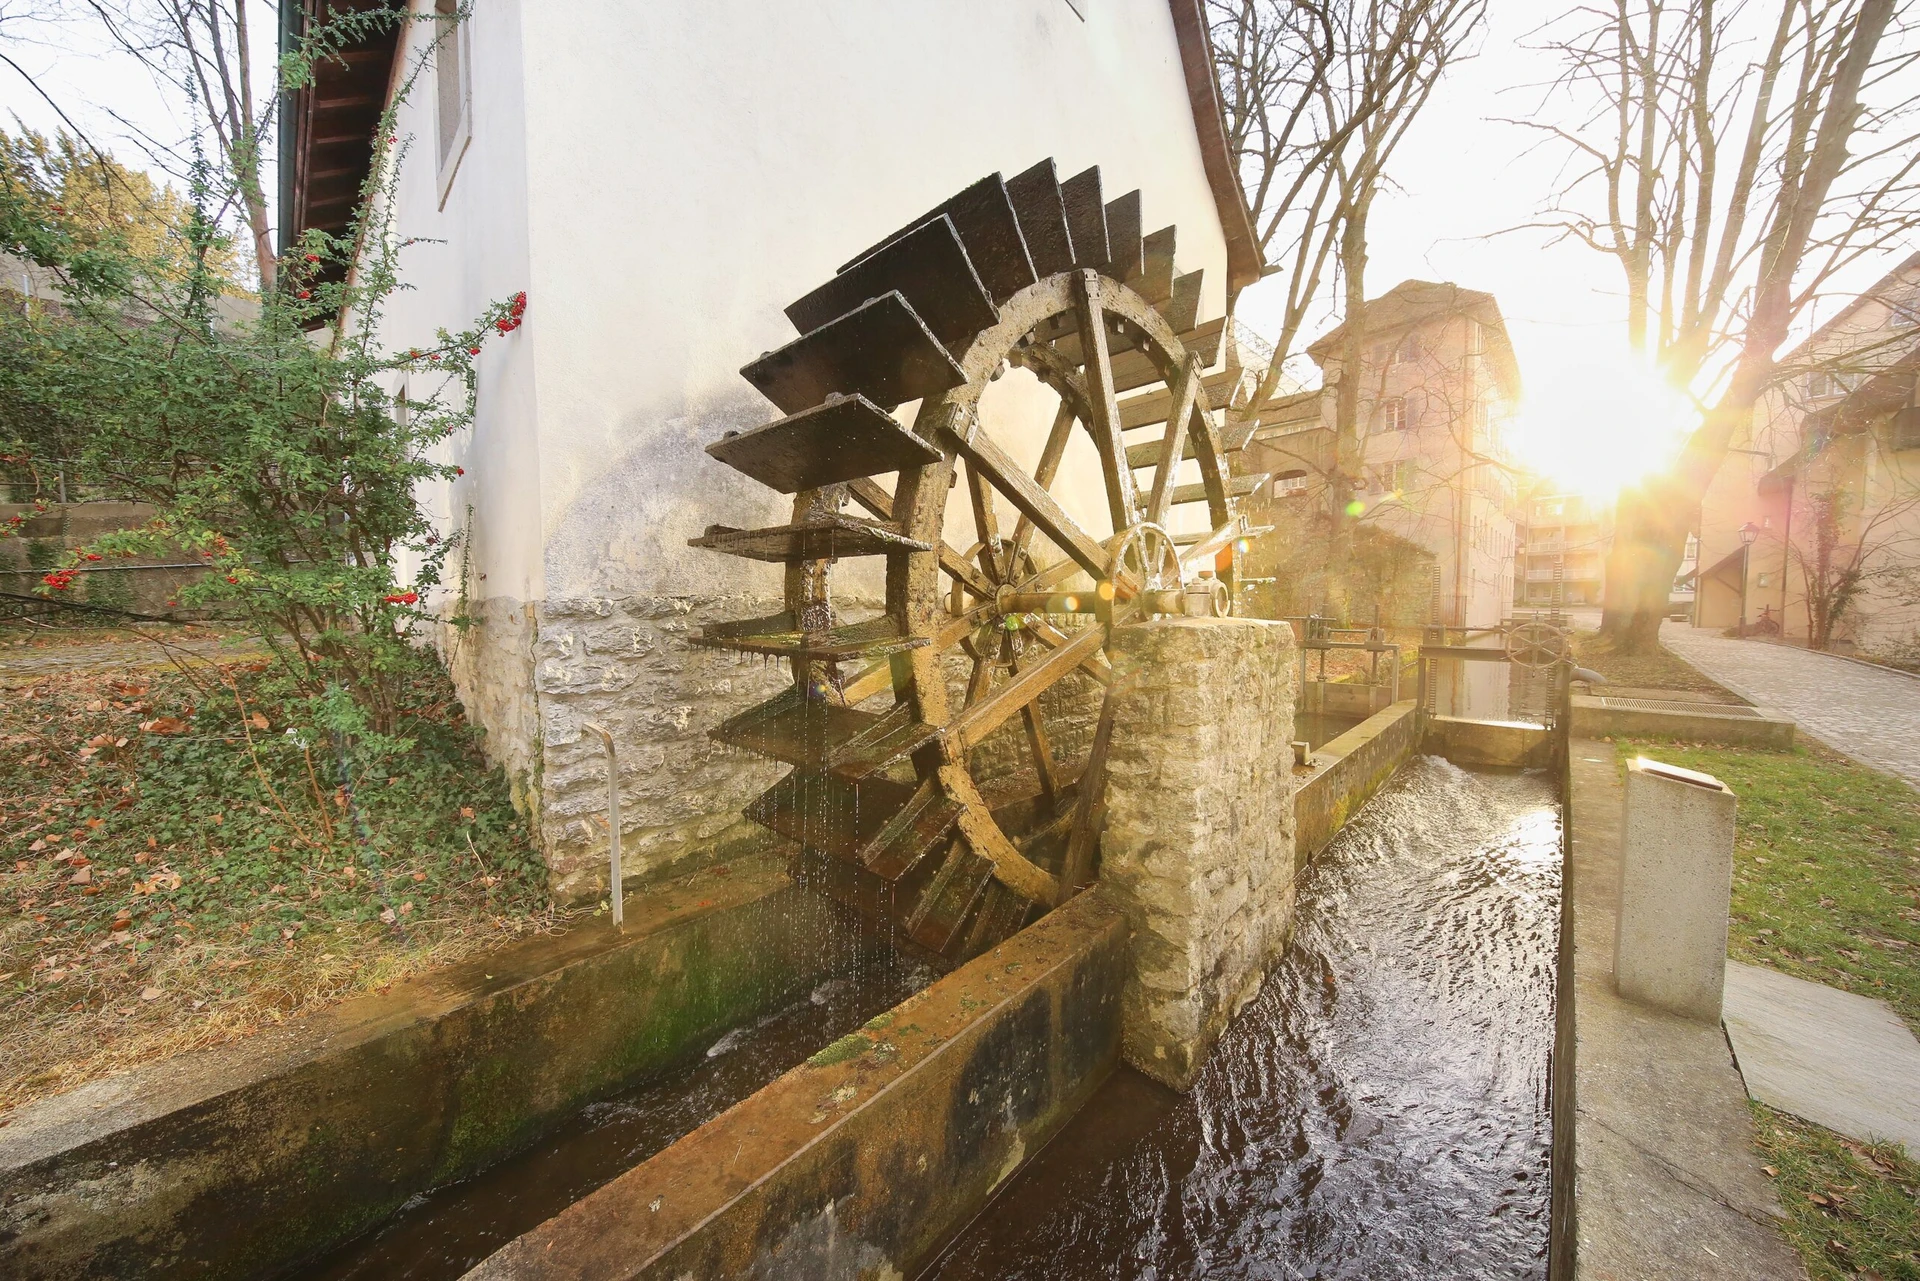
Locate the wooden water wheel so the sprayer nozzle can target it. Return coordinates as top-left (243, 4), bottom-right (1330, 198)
top-left (692, 160), bottom-right (1270, 964)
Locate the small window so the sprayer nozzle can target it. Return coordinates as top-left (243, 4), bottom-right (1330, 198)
top-left (1809, 368), bottom-right (1856, 400)
top-left (1890, 296), bottom-right (1919, 330)
top-left (1379, 397), bottom-right (1408, 432)
top-left (1274, 471), bottom-right (1308, 498)
top-left (1387, 330), bottom-right (1421, 367)
top-left (434, 0), bottom-right (472, 208)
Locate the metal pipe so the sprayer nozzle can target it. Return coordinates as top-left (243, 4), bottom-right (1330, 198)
top-left (581, 722), bottom-right (623, 929)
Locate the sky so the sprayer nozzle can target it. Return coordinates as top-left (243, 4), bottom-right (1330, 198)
top-left (0, 1), bottom-right (1909, 500)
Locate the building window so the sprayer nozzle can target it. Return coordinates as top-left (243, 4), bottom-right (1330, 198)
top-left (1370, 460), bottom-right (1415, 495)
top-left (1390, 330), bottom-right (1421, 367)
top-left (1809, 368), bottom-right (1856, 401)
top-left (1274, 471), bottom-right (1309, 497)
top-left (1891, 296), bottom-right (1919, 330)
top-left (1379, 396), bottom-right (1408, 432)
top-left (435, 0), bottom-right (472, 208)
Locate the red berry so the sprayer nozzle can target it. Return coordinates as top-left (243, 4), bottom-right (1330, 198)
top-left (456, 467), bottom-right (465, 476)
top-left (304, 254), bottom-right (320, 263)
top-left (468, 346), bottom-right (480, 356)
top-left (430, 354), bottom-right (440, 362)
top-left (226, 575), bottom-right (239, 584)
top-left (84, 553), bottom-right (101, 561)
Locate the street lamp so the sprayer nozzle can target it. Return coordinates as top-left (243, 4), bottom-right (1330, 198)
top-left (1738, 521), bottom-right (1761, 636)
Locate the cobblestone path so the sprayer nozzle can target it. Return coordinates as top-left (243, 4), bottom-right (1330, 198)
top-left (1661, 622), bottom-right (1920, 786)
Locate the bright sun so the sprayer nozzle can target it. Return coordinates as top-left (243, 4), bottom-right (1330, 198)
top-left (1510, 354), bottom-right (1700, 502)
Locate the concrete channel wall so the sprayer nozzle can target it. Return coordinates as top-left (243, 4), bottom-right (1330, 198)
top-left (0, 855), bottom-right (866, 1281)
top-left (465, 890), bottom-right (1130, 1281)
top-left (1294, 700), bottom-right (1422, 869)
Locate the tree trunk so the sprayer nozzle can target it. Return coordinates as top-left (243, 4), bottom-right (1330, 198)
top-left (1325, 195), bottom-right (1370, 620)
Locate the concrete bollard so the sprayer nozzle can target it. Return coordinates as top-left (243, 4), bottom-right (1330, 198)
top-left (1615, 757), bottom-right (1737, 1022)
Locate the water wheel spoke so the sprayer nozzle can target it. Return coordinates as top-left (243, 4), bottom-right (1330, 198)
top-left (1010, 646), bottom-right (1060, 800)
top-left (948, 419), bottom-right (1108, 580)
top-left (1072, 269), bottom-right (1141, 533)
top-left (1024, 615), bottom-right (1114, 685)
top-left (1145, 353), bottom-right (1203, 529)
top-left (1059, 682), bottom-right (1120, 899)
top-left (946, 621), bottom-right (1105, 754)
top-left (1007, 400), bottom-right (1077, 568)
top-left (963, 459), bottom-right (1007, 584)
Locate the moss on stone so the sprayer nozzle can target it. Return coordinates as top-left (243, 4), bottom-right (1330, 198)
top-left (807, 1033), bottom-right (872, 1068)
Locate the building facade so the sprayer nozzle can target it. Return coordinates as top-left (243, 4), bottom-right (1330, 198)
top-left (1695, 253), bottom-right (1920, 654)
top-left (1240, 280), bottom-right (1522, 629)
top-left (1512, 490), bottom-right (1611, 610)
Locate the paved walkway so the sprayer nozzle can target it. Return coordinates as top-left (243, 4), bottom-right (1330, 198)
top-left (1660, 622), bottom-right (1920, 786)
top-left (0, 634), bottom-right (267, 687)
top-left (1724, 961), bottom-right (1920, 1154)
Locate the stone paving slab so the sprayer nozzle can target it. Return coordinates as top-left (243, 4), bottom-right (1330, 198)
top-left (1724, 960), bottom-right (1920, 1155)
top-left (1660, 623), bottom-right (1920, 786)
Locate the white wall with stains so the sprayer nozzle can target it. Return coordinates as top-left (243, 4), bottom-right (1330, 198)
top-left (370, 0), bottom-right (1233, 898)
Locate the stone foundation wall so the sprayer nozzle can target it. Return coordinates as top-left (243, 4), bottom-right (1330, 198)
top-left (1097, 616), bottom-right (1298, 1090)
top-left (447, 592), bottom-right (794, 904)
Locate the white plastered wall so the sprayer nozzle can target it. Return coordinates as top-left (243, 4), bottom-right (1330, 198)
top-left (378, 0), bottom-right (1235, 896)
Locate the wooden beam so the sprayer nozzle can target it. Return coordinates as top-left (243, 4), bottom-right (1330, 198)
top-left (945, 622), bottom-right (1107, 753)
top-left (1008, 400), bottom-right (1076, 568)
top-left (945, 413), bottom-right (1109, 580)
top-left (1073, 271), bottom-right (1139, 532)
top-left (939, 764), bottom-right (1060, 905)
top-left (1058, 684), bottom-right (1119, 902)
top-left (1146, 355), bottom-right (1203, 528)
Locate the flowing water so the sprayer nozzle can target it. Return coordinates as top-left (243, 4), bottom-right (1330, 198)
top-left (289, 947), bottom-right (933, 1280)
top-left (926, 757), bottom-right (1562, 1280)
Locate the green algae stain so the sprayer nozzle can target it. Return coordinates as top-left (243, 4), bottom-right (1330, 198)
top-left (807, 1033), bottom-right (872, 1068)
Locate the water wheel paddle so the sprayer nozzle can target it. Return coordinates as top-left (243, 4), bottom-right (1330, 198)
top-left (692, 161), bottom-right (1269, 963)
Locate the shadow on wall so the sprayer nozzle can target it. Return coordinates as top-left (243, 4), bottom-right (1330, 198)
top-left (465, 387), bottom-right (904, 903)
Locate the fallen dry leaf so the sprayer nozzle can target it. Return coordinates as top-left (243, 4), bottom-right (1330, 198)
top-left (68, 867), bottom-right (91, 885)
top-left (28, 838), bottom-right (47, 853)
top-left (139, 987), bottom-right (161, 1001)
top-left (140, 717), bottom-right (189, 735)
top-left (248, 713), bottom-right (269, 731)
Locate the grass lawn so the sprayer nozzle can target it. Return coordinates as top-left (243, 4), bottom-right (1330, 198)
top-left (1614, 735), bottom-right (1920, 1278)
top-left (1573, 628), bottom-right (1736, 695)
top-left (0, 624), bottom-right (564, 1114)
top-left (1753, 1103), bottom-right (1920, 1281)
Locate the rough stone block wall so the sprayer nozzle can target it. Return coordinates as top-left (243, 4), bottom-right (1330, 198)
top-left (1097, 616), bottom-right (1297, 1091)
top-left (447, 593), bottom-right (791, 904)
top-left (0, 501), bottom-right (208, 614)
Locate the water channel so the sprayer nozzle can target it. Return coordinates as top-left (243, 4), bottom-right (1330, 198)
top-left (286, 753), bottom-right (1558, 1280)
top-left (288, 947), bottom-right (933, 1280)
top-left (926, 756), bottom-right (1562, 1280)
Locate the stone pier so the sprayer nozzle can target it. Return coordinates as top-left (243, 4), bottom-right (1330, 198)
top-left (1097, 616), bottom-right (1297, 1091)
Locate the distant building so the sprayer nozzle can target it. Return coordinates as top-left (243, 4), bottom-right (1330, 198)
top-left (1239, 279), bottom-right (1521, 628)
top-left (1512, 490), bottom-right (1612, 610)
top-left (1695, 252), bottom-right (1920, 651)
